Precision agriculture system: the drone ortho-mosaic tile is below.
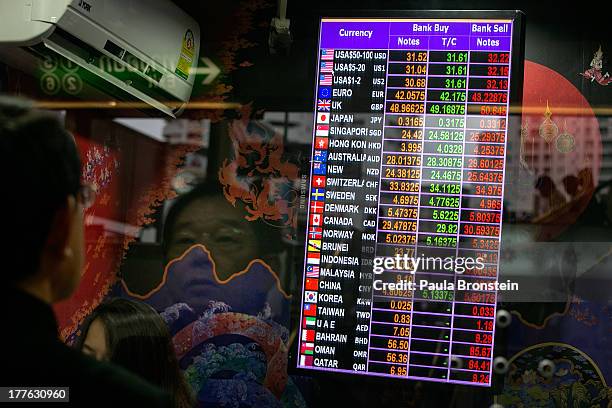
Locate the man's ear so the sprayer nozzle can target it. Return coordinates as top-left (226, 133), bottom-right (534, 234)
top-left (44, 196), bottom-right (77, 259)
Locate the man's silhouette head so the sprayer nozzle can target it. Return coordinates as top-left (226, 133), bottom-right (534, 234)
top-left (0, 96), bottom-right (87, 302)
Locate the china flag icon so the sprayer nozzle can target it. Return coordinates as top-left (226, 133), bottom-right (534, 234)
top-left (305, 278), bottom-right (319, 291)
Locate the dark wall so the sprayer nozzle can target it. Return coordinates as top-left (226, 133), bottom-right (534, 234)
top-left (219, 0), bottom-right (609, 110)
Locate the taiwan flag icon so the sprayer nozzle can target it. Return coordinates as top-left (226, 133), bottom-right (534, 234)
top-left (303, 303), bottom-right (317, 316)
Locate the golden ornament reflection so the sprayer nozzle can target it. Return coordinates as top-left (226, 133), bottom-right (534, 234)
top-left (539, 101), bottom-right (559, 143)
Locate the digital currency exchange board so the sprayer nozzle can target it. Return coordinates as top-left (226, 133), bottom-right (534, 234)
top-left (297, 13), bottom-right (523, 386)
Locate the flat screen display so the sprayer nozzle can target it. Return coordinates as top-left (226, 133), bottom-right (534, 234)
top-left (297, 14), bottom-right (522, 386)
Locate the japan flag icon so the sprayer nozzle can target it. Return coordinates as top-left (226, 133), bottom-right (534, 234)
top-left (317, 112), bottom-right (330, 124)
top-left (305, 291), bottom-right (318, 303)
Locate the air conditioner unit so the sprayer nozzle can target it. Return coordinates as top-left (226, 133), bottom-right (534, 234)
top-left (0, 0), bottom-right (201, 117)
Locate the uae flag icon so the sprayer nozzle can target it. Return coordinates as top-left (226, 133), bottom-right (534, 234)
top-left (303, 316), bottom-right (316, 328)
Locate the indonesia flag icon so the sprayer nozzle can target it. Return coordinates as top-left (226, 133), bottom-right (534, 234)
top-left (309, 213), bottom-right (322, 226)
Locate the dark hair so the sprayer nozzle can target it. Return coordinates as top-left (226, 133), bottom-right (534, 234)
top-left (0, 96), bottom-right (81, 282)
top-left (78, 298), bottom-right (194, 408)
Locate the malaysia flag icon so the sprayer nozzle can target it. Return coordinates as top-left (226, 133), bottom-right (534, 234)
top-left (306, 265), bottom-right (319, 278)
